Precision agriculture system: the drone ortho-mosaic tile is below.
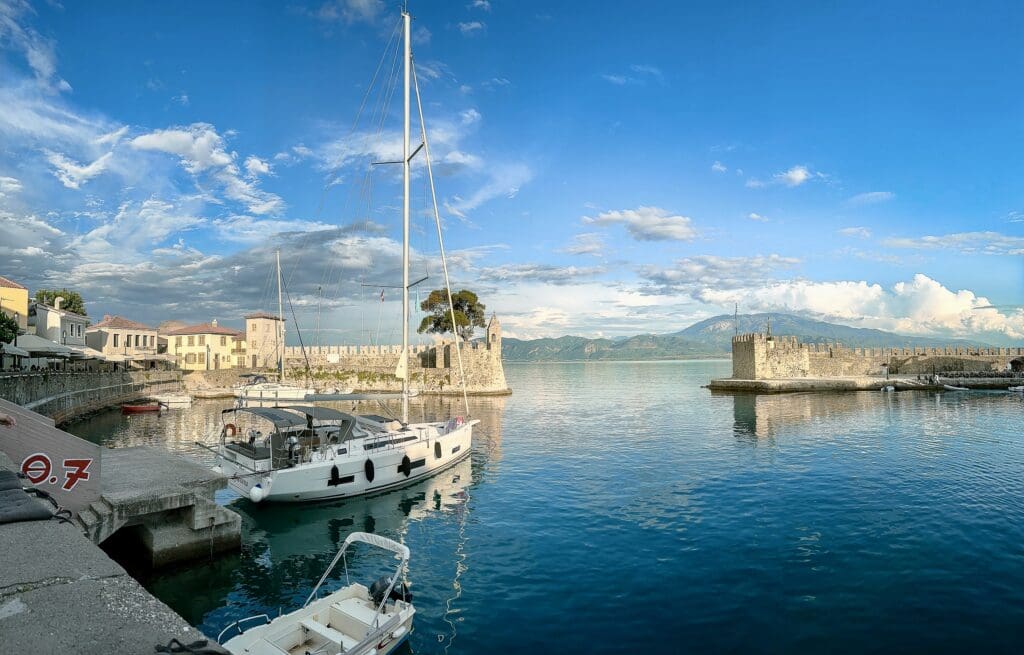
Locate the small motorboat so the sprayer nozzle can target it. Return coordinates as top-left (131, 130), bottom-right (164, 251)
top-left (219, 532), bottom-right (415, 655)
top-left (881, 385), bottom-right (895, 392)
top-left (152, 393), bottom-right (192, 408)
top-left (121, 402), bottom-right (166, 414)
top-left (943, 384), bottom-right (969, 391)
top-left (1008, 386), bottom-right (1024, 392)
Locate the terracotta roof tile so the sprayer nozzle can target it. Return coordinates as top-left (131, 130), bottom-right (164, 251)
top-left (244, 312), bottom-right (282, 320)
top-left (88, 315), bottom-right (155, 331)
top-left (0, 275), bottom-right (27, 290)
top-left (165, 323), bottom-right (244, 337)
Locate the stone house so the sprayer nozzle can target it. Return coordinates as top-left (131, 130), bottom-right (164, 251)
top-left (166, 320), bottom-right (245, 371)
top-left (86, 315), bottom-right (159, 365)
top-left (244, 312), bottom-right (284, 369)
top-left (29, 299), bottom-right (90, 347)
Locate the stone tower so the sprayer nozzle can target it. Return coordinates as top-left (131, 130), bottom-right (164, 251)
top-left (486, 313), bottom-right (502, 352)
top-left (244, 312), bottom-right (284, 369)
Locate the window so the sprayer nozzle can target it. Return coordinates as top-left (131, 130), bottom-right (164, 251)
top-left (186, 353), bottom-right (196, 364)
top-left (113, 334), bottom-right (119, 348)
top-left (77, 324), bottom-right (82, 337)
top-left (142, 335), bottom-right (147, 347)
top-left (198, 353), bottom-right (206, 364)
top-left (252, 322), bottom-right (258, 332)
top-left (198, 335), bottom-right (205, 346)
top-left (220, 336), bottom-right (227, 346)
top-left (188, 335), bottom-right (194, 346)
top-left (175, 336), bottom-right (182, 346)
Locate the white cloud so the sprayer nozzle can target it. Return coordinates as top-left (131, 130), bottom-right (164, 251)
top-left (443, 162), bottom-right (532, 219)
top-left (477, 263), bottom-right (606, 285)
top-left (482, 77), bottom-right (510, 88)
top-left (711, 161), bottom-right (727, 173)
top-left (560, 232), bottom-right (605, 257)
top-left (696, 273), bottom-right (1024, 341)
top-left (72, 197), bottom-right (205, 262)
top-left (641, 254), bottom-right (799, 293)
top-left (839, 226), bottom-right (872, 238)
top-left (0, 0), bottom-right (72, 92)
top-left (775, 165), bottom-right (812, 187)
top-left (882, 231), bottom-right (1024, 255)
top-left (748, 212), bottom-right (768, 222)
top-left (470, 0), bottom-right (491, 10)
top-left (44, 150), bottom-right (113, 189)
top-left (601, 74), bottom-right (627, 85)
top-left (172, 93), bottom-right (190, 106)
top-left (460, 108), bottom-right (481, 125)
top-left (458, 21), bottom-right (485, 35)
top-left (0, 175), bottom-right (22, 197)
top-left (583, 206), bottom-right (697, 242)
top-left (602, 64), bottom-right (664, 86)
top-left (312, 0), bottom-right (384, 24)
top-left (847, 191), bottom-right (893, 205)
top-left (244, 155), bottom-right (271, 177)
top-left (745, 178), bottom-right (765, 189)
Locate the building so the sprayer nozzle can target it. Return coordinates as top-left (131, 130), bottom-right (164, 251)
top-left (29, 299), bottom-right (90, 347)
top-left (166, 319), bottom-right (245, 371)
top-left (244, 312), bottom-right (284, 369)
top-left (86, 315), bottom-right (160, 365)
top-left (0, 275), bottom-right (29, 333)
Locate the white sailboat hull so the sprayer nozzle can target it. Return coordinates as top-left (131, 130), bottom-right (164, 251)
top-left (235, 383), bottom-right (316, 401)
top-left (218, 421), bottom-right (474, 503)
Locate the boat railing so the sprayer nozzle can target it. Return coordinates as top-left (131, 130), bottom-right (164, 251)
top-left (216, 613), bottom-right (271, 643)
top-left (346, 612), bottom-right (404, 655)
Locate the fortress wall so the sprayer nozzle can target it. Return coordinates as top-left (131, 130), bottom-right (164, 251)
top-left (732, 333), bottom-right (1024, 379)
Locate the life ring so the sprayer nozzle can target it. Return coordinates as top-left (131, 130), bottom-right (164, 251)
top-left (364, 459), bottom-right (375, 482)
top-left (400, 455), bottom-right (411, 477)
top-left (224, 423), bottom-right (237, 438)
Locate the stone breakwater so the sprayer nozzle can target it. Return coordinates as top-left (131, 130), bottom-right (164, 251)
top-left (0, 370), bottom-right (182, 423)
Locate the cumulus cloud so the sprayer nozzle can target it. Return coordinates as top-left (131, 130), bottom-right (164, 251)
top-left (469, 0), bottom-right (491, 10)
top-left (584, 206), bottom-right (697, 242)
top-left (640, 254), bottom-right (800, 294)
top-left (244, 155), bottom-right (271, 178)
top-left (847, 191), bottom-right (893, 205)
top-left (711, 161), bottom-right (727, 173)
top-left (695, 274), bottom-right (1024, 342)
top-left (131, 123), bottom-right (283, 214)
top-left (882, 231), bottom-right (1024, 255)
top-left (775, 165), bottom-right (812, 187)
top-left (748, 212), bottom-right (768, 222)
top-left (460, 108), bottom-right (481, 125)
top-left (0, 175), bottom-right (22, 197)
top-left (839, 226), bottom-right (872, 238)
top-left (311, 0), bottom-right (384, 24)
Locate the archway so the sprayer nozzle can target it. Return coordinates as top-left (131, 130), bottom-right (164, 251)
top-left (1010, 358), bottom-right (1024, 373)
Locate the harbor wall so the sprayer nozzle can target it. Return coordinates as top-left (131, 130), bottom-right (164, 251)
top-left (731, 332), bottom-right (1024, 380)
top-left (0, 370), bottom-right (182, 423)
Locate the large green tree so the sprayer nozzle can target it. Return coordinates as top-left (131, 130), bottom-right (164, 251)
top-left (35, 289), bottom-right (87, 315)
top-left (0, 313), bottom-right (18, 344)
top-left (417, 289), bottom-right (486, 342)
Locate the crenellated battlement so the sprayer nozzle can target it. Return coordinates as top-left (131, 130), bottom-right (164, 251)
top-left (731, 332), bottom-right (1024, 380)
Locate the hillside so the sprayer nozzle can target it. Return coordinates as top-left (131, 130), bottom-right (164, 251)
top-left (502, 313), bottom-right (982, 362)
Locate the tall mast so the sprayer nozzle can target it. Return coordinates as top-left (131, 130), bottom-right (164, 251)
top-left (401, 9), bottom-right (411, 424)
top-left (276, 249), bottom-right (285, 383)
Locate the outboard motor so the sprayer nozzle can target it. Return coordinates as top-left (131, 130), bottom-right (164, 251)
top-left (369, 575), bottom-right (412, 605)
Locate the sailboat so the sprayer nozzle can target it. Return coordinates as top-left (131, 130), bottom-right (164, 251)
top-left (235, 250), bottom-right (316, 403)
top-left (205, 8), bottom-right (477, 503)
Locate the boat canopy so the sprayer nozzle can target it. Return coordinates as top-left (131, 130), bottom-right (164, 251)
top-left (222, 406), bottom-right (307, 428)
top-left (276, 405), bottom-right (351, 421)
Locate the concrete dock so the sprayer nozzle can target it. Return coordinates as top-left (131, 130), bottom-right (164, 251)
top-left (708, 375), bottom-right (1022, 393)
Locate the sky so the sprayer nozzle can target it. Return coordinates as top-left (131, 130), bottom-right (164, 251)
top-left (1, 0), bottom-right (1023, 344)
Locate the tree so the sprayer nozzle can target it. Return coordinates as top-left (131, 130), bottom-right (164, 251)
top-left (417, 289), bottom-right (486, 342)
top-left (0, 312), bottom-right (17, 344)
top-left (35, 289), bottom-right (87, 315)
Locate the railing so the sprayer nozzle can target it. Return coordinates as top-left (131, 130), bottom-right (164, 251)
top-left (216, 614), bottom-right (271, 643)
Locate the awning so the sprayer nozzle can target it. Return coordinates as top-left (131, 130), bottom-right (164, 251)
top-left (221, 407), bottom-right (307, 429)
top-left (276, 405), bottom-right (352, 421)
top-left (66, 345), bottom-right (106, 360)
top-left (15, 334), bottom-right (74, 357)
top-left (0, 343), bottom-right (30, 357)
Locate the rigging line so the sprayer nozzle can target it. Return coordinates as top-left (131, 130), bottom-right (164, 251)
top-left (412, 61), bottom-right (471, 418)
top-left (282, 274), bottom-right (314, 385)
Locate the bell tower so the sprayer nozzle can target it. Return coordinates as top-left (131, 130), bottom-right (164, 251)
top-left (486, 313), bottom-right (501, 352)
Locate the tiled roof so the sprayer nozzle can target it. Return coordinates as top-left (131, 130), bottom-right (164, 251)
top-left (165, 323), bottom-right (244, 337)
top-left (88, 315), bottom-right (155, 331)
top-left (0, 275), bottom-right (27, 290)
top-left (244, 312), bottom-right (282, 320)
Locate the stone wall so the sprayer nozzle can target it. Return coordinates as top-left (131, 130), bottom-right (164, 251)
top-left (0, 370), bottom-right (182, 423)
top-left (731, 332), bottom-right (1024, 379)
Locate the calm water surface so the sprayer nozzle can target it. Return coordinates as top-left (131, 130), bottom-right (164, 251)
top-left (66, 361), bottom-right (1024, 653)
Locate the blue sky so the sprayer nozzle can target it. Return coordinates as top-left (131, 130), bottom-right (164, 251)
top-left (1, 0), bottom-right (1023, 343)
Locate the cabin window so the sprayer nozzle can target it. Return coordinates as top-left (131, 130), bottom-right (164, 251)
top-left (451, 445), bottom-right (461, 454)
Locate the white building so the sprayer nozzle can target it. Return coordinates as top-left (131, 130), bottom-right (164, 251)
top-left (29, 299), bottom-right (90, 347)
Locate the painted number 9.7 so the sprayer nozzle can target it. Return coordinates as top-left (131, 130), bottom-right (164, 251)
top-left (20, 453), bottom-right (93, 491)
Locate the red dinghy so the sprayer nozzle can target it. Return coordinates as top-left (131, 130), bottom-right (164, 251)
top-left (121, 403), bottom-right (165, 414)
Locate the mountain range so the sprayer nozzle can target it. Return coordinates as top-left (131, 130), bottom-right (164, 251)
top-left (501, 313), bottom-right (983, 362)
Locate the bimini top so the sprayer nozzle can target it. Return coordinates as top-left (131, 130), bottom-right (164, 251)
top-left (222, 406), bottom-right (307, 428)
top-left (276, 405), bottom-right (351, 421)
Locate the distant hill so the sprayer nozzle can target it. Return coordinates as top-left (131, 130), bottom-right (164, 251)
top-left (502, 313), bottom-right (984, 362)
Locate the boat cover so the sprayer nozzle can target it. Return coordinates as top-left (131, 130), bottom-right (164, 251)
top-left (276, 405), bottom-right (351, 421)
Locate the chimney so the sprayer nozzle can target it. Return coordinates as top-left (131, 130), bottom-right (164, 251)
top-left (211, 318), bottom-right (218, 327)
top-left (103, 314), bottom-right (111, 322)
top-left (54, 296), bottom-right (64, 311)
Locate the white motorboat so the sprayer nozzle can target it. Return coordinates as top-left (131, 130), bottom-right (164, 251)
top-left (219, 532), bottom-right (414, 655)
top-left (943, 384), bottom-right (969, 391)
top-left (205, 404), bottom-right (474, 503)
top-left (206, 7), bottom-right (478, 502)
top-left (151, 393), bottom-right (192, 408)
top-left (1008, 385), bottom-right (1024, 392)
